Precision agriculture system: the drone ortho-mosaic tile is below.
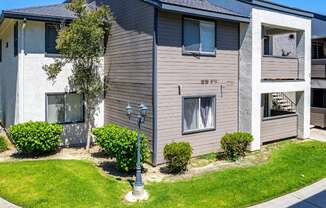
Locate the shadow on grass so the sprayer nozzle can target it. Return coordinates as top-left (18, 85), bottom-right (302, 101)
top-left (10, 149), bottom-right (60, 159)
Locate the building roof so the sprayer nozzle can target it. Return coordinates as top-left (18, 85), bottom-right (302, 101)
top-left (1, 3), bottom-right (75, 22)
top-left (144, 0), bottom-right (250, 22)
top-left (158, 0), bottom-right (241, 16)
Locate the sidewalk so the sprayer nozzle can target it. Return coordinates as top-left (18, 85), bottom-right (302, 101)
top-left (249, 179), bottom-right (326, 208)
top-left (0, 198), bottom-right (20, 208)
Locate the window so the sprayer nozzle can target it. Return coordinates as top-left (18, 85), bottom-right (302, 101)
top-left (183, 96), bottom-right (215, 134)
top-left (0, 39), bottom-right (2, 62)
top-left (312, 89), bottom-right (326, 108)
top-left (312, 41), bottom-right (326, 59)
top-left (47, 93), bottom-right (84, 124)
top-left (263, 36), bottom-right (272, 56)
top-left (183, 18), bottom-right (215, 55)
top-left (45, 23), bottom-right (59, 54)
top-left (14, 22), bottom-right (18, 56)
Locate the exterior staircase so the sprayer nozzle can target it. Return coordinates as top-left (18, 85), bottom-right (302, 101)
top-left (271, 92), bottom-right (296, 113)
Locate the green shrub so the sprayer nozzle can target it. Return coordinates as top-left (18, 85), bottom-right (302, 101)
top-left (163, 142), bottom-right (192, 173)
top-left (9, 121), bottom-right (63, 154)
top-left (221, 132), bottom-right (254, 161)
top-left (92, 124), bottom-right (149, 172)
top-left (0, 136), bottom-right (7, 152)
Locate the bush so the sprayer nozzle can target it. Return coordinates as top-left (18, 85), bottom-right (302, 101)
top-left (163, 142), bottom-right (192, 173)
top-left (9, 121), bottom-right (63, 154)
top-left (221, 132), bottom-right (254, 161)
top-left (0, 136), bottom-right (7, 152)
top-left (92, 124), bottom-right (149, 172)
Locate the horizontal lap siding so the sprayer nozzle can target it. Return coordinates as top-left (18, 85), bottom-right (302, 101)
top-left (261, 116), bottom-right (298, 143)
top-left (261, 57), bottom-right (299, 80)
top-left (156, 12), bottom-right (239, 163)
top-left (311, 107), bottom-right (326, 128)
top-left (311, 65), bottom-right (326, 79)
top-left (104, 0), bottom-right (154, 146)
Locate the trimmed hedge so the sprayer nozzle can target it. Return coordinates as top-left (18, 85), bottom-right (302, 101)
top-left (221, 132), bottom-right (253, 161)
top-left (9, 121), bottom-right (63, 154)
top-left (164, 142), bottom-right (192, 173)
top-left (0, 136), bottom-right (7, 153)
top-left (92, 124), bottom-right (149, 172)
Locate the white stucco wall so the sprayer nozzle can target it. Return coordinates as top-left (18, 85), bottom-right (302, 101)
top-left (240, 9), bottom-right (311, 150)
top-left (1, 19), bottom-right (104, 146)
top-left (0, 20), bottom-right (19, 126)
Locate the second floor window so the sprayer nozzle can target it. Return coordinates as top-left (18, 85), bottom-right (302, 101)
top-left (183, 18), bottom-right (216, 55)
top-left (45, 23), bottom-right (59, 54)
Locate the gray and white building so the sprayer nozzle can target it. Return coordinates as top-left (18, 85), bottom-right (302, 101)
top-left (0, 0), bottom-right (320, 165)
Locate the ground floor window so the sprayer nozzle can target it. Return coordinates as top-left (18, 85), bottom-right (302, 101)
top-left (183, 96), bottom-right (215, 134)
top-left (46, 93), bottom-right (84, 124)
top-left (312, 88), bottom-right (326, 108)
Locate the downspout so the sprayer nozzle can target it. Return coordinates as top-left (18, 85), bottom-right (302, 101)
top-left (152, 8), bottom-right (158, 166)
top-left (18, 19), bottom-right (26, 123)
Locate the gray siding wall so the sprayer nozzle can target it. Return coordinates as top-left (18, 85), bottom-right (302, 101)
top-left (156, 12), bottom-right (239, 164)
top-left (104, 0), bottom-right (154, 146)
top-left (261, 115), bottom-right (298, 143)
top-left (311, 107), bottom-right (326, 128)
top-left (311, 65), bottom-right (326, 79)
top-left (261, 56), bottom-right (299, 80)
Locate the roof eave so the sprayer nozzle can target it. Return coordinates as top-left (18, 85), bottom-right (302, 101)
top-left (143, 0), bottom-right (250, 23)
top-left (238, 0), bottom-right (314, 18)
top-left (0, 11), bottom-right (74, 25)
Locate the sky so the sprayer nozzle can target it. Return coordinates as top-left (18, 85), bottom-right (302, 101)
top-left (0, 0), bottom-right (325, 15)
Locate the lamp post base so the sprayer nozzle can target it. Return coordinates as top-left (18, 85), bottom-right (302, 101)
top-left (125, 187), bottom-right (149, 203)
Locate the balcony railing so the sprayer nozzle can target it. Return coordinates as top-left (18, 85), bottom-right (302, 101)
top-left (261, 114), bottom-right (298, 143)
top-left (261, 56), bottom-right (300, 80)
top-left (311, 59), bottom-right (326, 79)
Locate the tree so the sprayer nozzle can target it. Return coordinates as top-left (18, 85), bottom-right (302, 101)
top-left (43, 0), bottom-right (112, 151)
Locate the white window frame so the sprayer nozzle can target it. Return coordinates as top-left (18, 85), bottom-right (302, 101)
top-left (182, 17), bottom-right (216, 56)
top-left (46, 93), bottom-right (85, 124)
top-left (182, 96), bottom-right (216, 134)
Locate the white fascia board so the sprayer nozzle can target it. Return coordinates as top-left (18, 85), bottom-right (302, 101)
top-left (259, 81), bottom-right (307, 93)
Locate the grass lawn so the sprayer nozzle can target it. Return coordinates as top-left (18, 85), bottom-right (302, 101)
top-left (0, 140), bottom-right (326, 208)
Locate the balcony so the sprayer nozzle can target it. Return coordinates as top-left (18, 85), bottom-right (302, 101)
top-left (311, 63), bottom-right (326, 79)
top-left (311, 39), bottom-right (326, 79)
top-left (261, 25), bottom-right (304, 81)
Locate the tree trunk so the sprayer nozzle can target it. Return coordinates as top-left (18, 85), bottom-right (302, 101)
top-left (85, 97), bottom-right (92, 152)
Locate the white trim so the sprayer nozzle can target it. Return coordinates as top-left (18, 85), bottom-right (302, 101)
top-left (17, 20), bottom-right (26, 123)
top-left (249, 8), bottom-right (311, 149)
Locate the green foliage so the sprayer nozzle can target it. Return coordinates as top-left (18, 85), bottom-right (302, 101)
top-left (92, 124), bottom-right (149, 172)
top-left (42, 0), bottom-right (113, 150)
top-left (221, 132), bottom-right (254, 161)
top-left (164, 142), bottom-right (192, 173)
top-left (0, 136), bottom-right (7, 152)
top-left (9, 122), bottom-right (63, 154)
top-left (42, 0), bottom-right (112, 99)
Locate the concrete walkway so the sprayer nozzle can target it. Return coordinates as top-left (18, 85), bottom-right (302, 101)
top-left (310, 127), bottom-right (326, 142)
top-left (250, 179), bottom-right (326, 208)
top-left (0, 198), bottom-right (20, 208)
